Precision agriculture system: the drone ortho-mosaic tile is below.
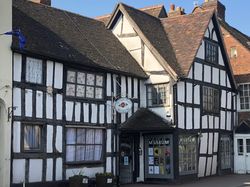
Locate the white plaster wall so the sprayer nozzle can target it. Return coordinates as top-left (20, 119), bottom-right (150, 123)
top-left (12, 159), bottom-right (25, 184)
top-left (13, 121), bottom-right (21, 153)
top-left (29, 159), bottom-right (43, 182)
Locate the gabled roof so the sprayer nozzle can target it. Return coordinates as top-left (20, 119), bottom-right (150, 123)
top-left (108, 3), bottom-right (180, 79)
top-left (161, 10), bottom-right (214, 76)
top-left (12, 0), bottom-right (147, 78)
top-left (96, 4), bottom-right (167, 25)
top-left (120, 108), bottom-right (173, 132)
top-left (235, 120), bottom-right (250, 134)
top-left (219, 20), bottom-right (250, 51)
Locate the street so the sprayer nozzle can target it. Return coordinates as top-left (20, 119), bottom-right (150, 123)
top-left (121, 174), bottom-right (250, 187)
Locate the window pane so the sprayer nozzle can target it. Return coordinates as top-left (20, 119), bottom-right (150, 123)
top-left (66, 84), bottom-right (76, 96)
top-left (86, 86), bottom-right (94, 98)
top-left (95, 130), bottom-right (103, 144)
top-left (76, 129), bottom-right (85, 144)
top-left (76, 85), bottom-right (85, 97)
top-left (66, 145), bottom-right (75, 162)
top-left (85, 145), bottom-right (94, 160)
top-left (26, 57), bottom-right (43, 84)
top-left (95, 88), bottom-right (103, 99)
top-left (86, 129), bottom-right (95, 144)
top-left (67, 71), bottom-right (76, 83)
top-left (96, 75), bottom-right (103, 87)
top-left (77, 72), bottom-right (85, 84)
top-left (246, 139), bottom-right (250, 153)
top-left (66, 128), bottom-right (76, 144)
top-left (86, 74), bottom-right (95, 85)
top-left (94, 145), bottom-right (102, 160)
top-left (76, 146), bottom-right (85, 161)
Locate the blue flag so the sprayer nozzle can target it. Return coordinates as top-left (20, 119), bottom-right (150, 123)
top-left (4, 29), bottom-right (26, 49)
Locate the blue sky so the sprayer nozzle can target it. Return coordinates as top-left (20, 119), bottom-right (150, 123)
top-left (53, 0), bottom-right (250, 36)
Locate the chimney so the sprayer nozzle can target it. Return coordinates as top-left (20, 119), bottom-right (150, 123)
top-left (168, 4), bottom-right (185, 17)
top-left (202, 0), bottom-right (225, 20)
top-left (29, 0), bottom-right (51, 6)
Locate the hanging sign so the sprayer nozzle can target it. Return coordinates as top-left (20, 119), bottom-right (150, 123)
top-left (114, 97), bottom-right (132, 113)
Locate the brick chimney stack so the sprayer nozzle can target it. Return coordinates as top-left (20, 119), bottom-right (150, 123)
top-left (202, 0), bottom-right (225, 20)
top-left (168, 4), bottom-right (185, 17)
top-left (29, 0), bottom-right (51, 6)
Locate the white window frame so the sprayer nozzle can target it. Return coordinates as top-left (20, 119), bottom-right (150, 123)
top-left (239, 83), bottom-right (250, 111)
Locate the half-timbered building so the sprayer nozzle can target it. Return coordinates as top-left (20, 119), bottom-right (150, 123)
top-left (2, 0), bottom-right (238, 186)
top-left (101, 0), bottom-right (237, 184)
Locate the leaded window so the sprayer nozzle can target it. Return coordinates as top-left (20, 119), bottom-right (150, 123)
top-left (66, 128), bottom-right (103, 163)
top-left (66, 70), bottom-right (104, 99)
top-left (179, 135), bottom-right (197, 174)
top-left (147, 83), bottom-right (170, 107)
top-left (26, 57), bottom-right (43, 84)
top-left (237, 139), bottom-right (244, 155)
top-left (239, 84), bottom-right (250, 110)
top-left (23, 124), bottom-right (42, 151)
top-left (203, 86), bottom-right (220, 114)
top-left (205, 40), bottom-right (218, 64)
top-left (220, 135), bottom-right (231, 169)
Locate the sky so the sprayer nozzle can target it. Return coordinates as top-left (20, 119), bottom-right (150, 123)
top-left (53, 0), bottom-right (250, 36)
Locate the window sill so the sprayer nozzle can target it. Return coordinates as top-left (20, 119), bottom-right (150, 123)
top-left (147, 104), bottom-right (171, 108)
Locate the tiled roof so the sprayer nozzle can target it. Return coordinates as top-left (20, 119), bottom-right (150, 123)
top-left (12, 0), bottom-right (147, 78)
top-left (219, 20), bottom-right (250, 51)
top-left (235, 120), bottom-right (250, 134)
top-left (96, 4), bottom-right (167, 25)
top-left (161, 10), bottom-right (214, 76)
top-left (120, 108), bottom-right (173, 132)
top-left (120, 3), bottom-right (182, 77)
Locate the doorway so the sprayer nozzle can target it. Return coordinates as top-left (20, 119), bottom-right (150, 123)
top-left (120, 135), bottom-right (134, 184)
top-left (234, 136), bottom-right (250, 174)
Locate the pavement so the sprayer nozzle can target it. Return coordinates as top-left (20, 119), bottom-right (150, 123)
top-left (121, 174), bottom-right (250, 187)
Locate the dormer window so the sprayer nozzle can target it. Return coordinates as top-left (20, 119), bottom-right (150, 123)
top-left (205, 40), bottom-right (218, 64)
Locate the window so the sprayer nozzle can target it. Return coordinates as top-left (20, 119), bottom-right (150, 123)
top-left (203, 86), bottom-right (220, 114)
top-left (230, 47), bottom-right (237, 58)
top-left (23, 124), bottom-right (42, 151)
top-left (66, 128), bottom-right (103, 163)
top-left (179, 135), bottom-right (197, 174)
top-left (220, 135), bottom-right (231, 169)
top-left (237, 139), bottom-right (244, 155)
top-left (239, 84), bottom-right (250, 110)
top-left (26, 57), bottom-right (43, 84)
top-left (66, 70), bottom-right (104, 99)
top-left (205, 40), bottom-right (218, 64)
top-left (147, 83), bottom-right (170, 107)
top-left (247, 139), bottom-right (250, 153)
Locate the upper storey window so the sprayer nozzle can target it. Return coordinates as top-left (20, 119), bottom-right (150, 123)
top-left (203, 86), bottom-right (220, 115)
top-left (26, 57), bottom-right (43, 84)
top-left (205, 40), bottom-right (218, 64)
top-left (66, 70), bottom-right (104, 99)
top-left (147, 83), bottom-right (170, 107)
top-left (239, 84), bottom-right (250, 110)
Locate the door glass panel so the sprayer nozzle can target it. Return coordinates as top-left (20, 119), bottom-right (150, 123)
top-left (246, 139), bottom-right (250, 153)
top-left (237, 139), bottom-right (244, 155)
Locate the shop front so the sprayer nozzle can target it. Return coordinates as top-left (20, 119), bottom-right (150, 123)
top-left (119, 108), bottom-right (175, 184)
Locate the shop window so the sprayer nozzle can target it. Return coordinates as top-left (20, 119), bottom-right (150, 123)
top-left (239, 84), bottom-right (250, 110)
top-left (205, 40), bottom-right (218, 64)
top-left (66, 70), bottom-right (104, 99)
top-left (203, 86), bottom-right (220, 114)
top-left (26, 57), bottom-right (43, 84)
top-left (147, 83), bottom-right (170, 107)
top-left (220, 135), bottom-right (231, 169)
top-left (179, 135), bottom-right (197, 175)
top-left (23, 124), bottom-right (43, 152)
top-left (230, 47), bottom-right (237, 58)
top-left (66, 128), bottom-right (103, 163)
top-left (145, 135), bottom-right (172, 178)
